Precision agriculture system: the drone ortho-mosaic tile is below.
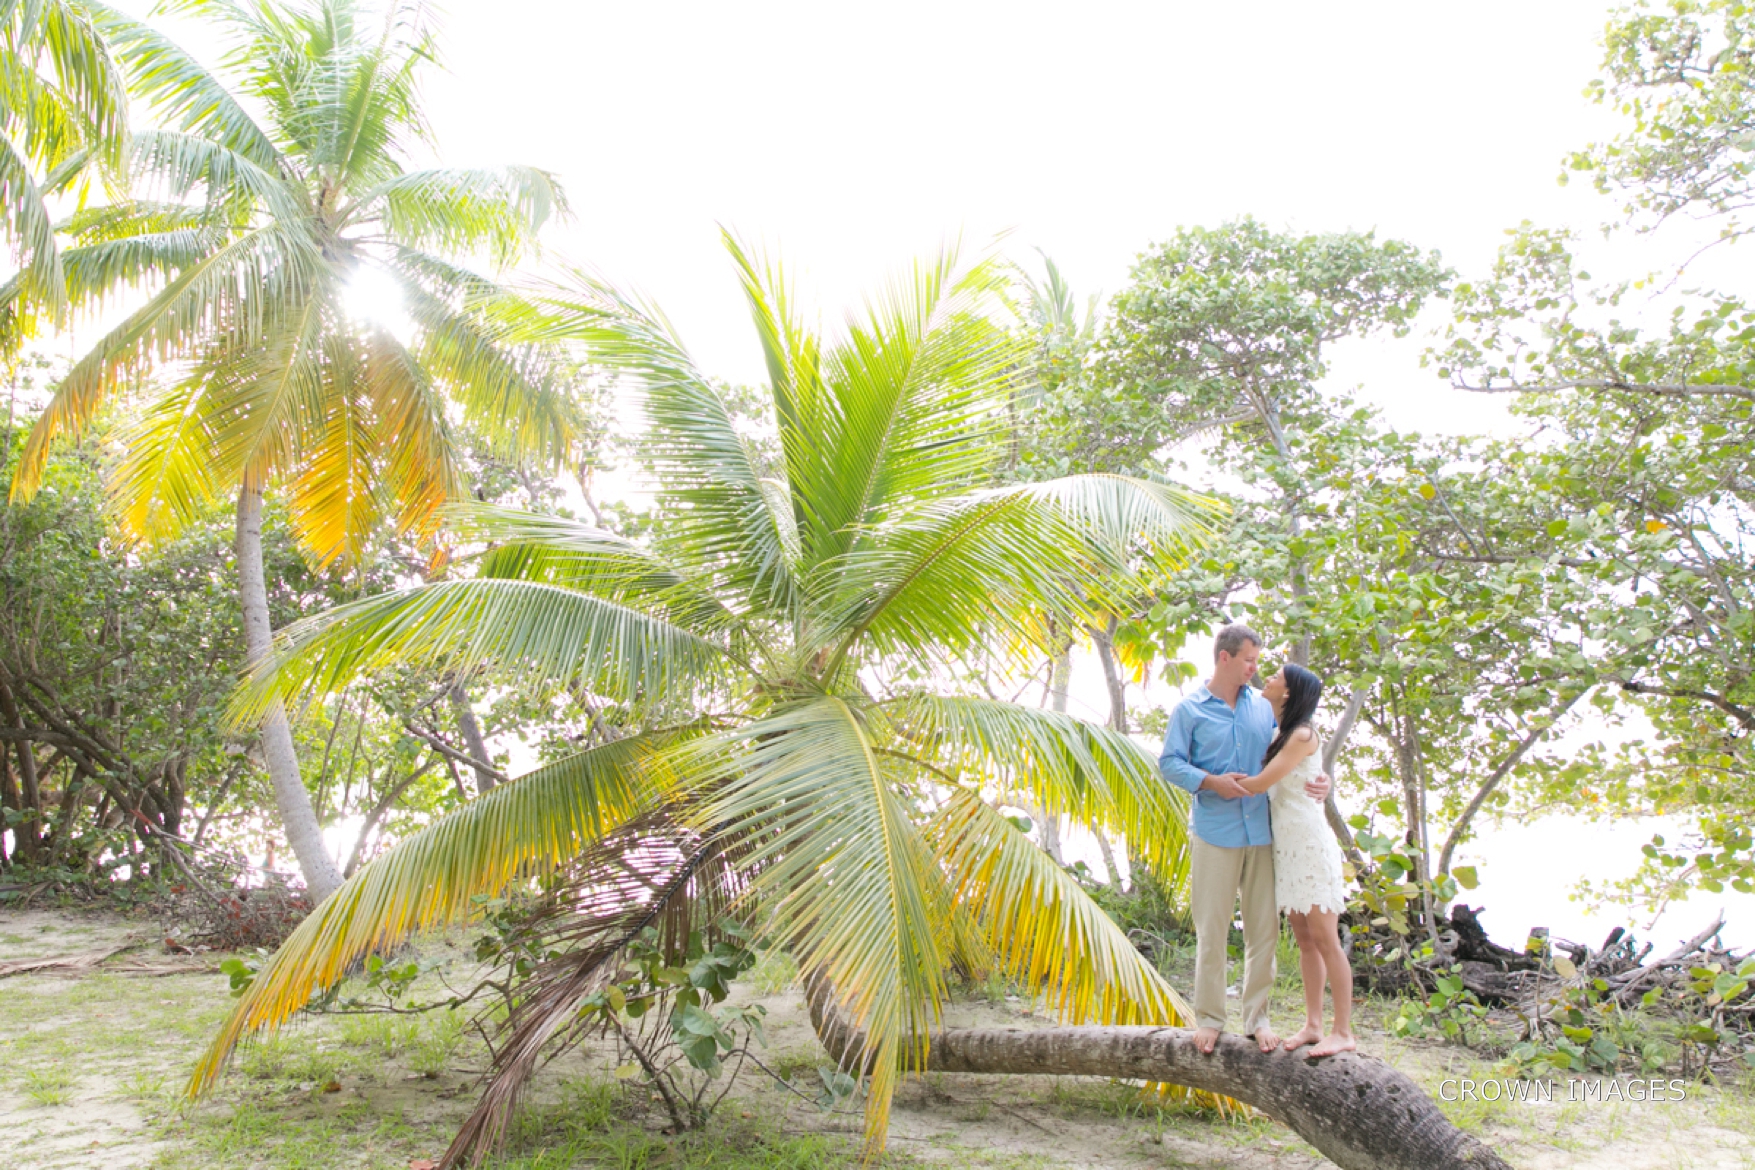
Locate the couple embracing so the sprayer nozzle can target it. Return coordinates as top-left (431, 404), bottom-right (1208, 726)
top-left (1159, 624), bottom-right (1355, 1059)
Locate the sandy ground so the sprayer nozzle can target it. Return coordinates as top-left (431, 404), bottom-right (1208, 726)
top-left (2, 905), bottom-right (1751, 1170)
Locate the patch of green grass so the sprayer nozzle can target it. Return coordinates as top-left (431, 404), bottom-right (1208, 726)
top-left (236, 1033), bottom-right (344, 1085)
top-left (761, 1049), bottom-right (822, 1083)
top-left (408, 1008), bottom-right (468, 1078)
top-left (1431, 1061), bottom-right (1521, 1133)
top-left (1704, 1082), bottom-right (1755, 1132)
top-left (122, 1070), bottom-right (168, 1102)
top-left (21, 1066), bottom-right (77, 1107)
top-left (1044, 1078), bottom-right (1165, 1121)
top-left (748, 948), bottom-right (799, 995)
top-left (339, 1012), bottom-right (423, 1058)
top-left (497, 1088), bottom-right (886, 1170)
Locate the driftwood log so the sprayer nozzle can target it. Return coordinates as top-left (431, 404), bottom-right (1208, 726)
top-left (805, 975), bottom-right (1512, 1170)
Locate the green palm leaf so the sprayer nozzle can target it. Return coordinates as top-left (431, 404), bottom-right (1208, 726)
top-left (12, 221), bottom-right (323, 498)
top-left (0, 124), bottom-right (67, 309)
top-left (883, 693), bottom-right (1191, 877)
top-left (807, 247), bottom-right (1024, 562)
top-left (84, 0), bottom-right (282, 168)
top-left (188, 732), bottom-right (679, 1094)
top-left (229, 577), bottom-right (735, 721)
top-left (388, 254), bottom-right (578, 469)
top-left (929, 790), bottom-right (1194, 1028)
top-left (130, 128), bottom-right (305, 224)
top-left (364, 165), bottom-right (565, 266)
top-left (461, 505), bottom-right (752, 643)
top-left (820, 473), bottom-right (1216, 671)
top-left (699, 696), bottom-right (948, 1153)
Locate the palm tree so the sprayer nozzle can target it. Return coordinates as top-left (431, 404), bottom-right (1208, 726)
top-left (7, 0), bottom-right (578, 900)
top-left (189, 234), bottom-right (1218, 1164)
top-left (0, 0), bottom-right (129, 342)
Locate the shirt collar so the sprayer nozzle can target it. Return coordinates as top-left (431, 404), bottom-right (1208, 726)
top-left (1193, 681), bottom-right (1262, 707)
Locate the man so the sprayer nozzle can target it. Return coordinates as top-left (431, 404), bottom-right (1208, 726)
top-left (1159, 624), bottom-right (1331, 1054)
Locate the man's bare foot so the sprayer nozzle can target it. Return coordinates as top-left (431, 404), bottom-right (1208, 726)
top-left (1193, 1026), bottom-right (1221, 1055)
top-left (1250, 1027), bottom-right (1280, 1053)
top-left (1305, 1032), bottom-right (1357, 1058)
top-left (1281, 1025), bottom-right (1323, 1051)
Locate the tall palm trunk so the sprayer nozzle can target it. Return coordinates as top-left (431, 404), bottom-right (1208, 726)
top-left (236, 485), bottom-right (342, 903)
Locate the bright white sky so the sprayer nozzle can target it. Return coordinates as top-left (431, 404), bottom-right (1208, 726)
top-left (111, 0), bottom-right (1753, 948)
top-left (414, 0), bottom-right (1629, 420)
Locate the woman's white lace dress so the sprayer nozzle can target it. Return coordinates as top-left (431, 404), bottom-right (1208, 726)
top-left (1269, 748), bottom-right (1349, 916)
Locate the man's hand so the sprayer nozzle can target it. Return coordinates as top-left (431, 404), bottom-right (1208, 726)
top-left (1201, 772), bottom-right (1250, 800)
top-left (1304, 770), bottom-right (1332, 803)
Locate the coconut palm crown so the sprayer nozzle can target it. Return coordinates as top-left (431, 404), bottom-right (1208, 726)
top-left (10, 0), bottom-right (577, 561)
top-left (7, 0), bottom-right (581, 901)
top-left (192, 234), bottom-right (1221, 1165)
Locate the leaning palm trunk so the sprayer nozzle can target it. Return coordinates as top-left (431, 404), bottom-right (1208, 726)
top-left (237, 485), bottom-right (341, 902)
top-left (806, 974), bottom-right (1511, 1170)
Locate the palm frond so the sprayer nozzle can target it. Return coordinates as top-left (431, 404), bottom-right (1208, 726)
top-left (362, 165), bottom-right (565, 266)
top-left (286, 332), bottom-right (385, 567)
top-left (929, 790), bottom-right (1190, 1024)
top-left (38, 0), bottom-right (129, 167)
top-left (85, 0), bottom-right (283, 169)
top-left (699, 697), bottom-right (948, 1152)
top-left (805, 245), bottom-right (1025, 562)
top-left (0, 124), bottom-right (67, 315)
top-left (819, 474), bottom-right (1216, 671)
top-left (500, 265), bottom-right (805, 611)
top-left (387, 251), bottom-right (578, 469)
top-left (11, 221), bottom-right (323, 500)
top-left (60, 224), bottom-right (230, 309)
top-left (882, 693), bottom-right (1191, 877)
top-left (228, 577), bottom-right (736, 722)
top-left (443, 806), bottom-right (741, 1167)
top-left (107, 366), bottom-right (233, 543)
top-left (131, 128), bottom-right (304, 224)
top-left (188, 732), bottom-right (680, 1095)
top-left (59, 198), bottom-right (215, 241)
top-left (719, 230), bottom-right (824, 534)
top-left (926, 791), bottom-right (1229, 1112)
top-left (359, 324), bottom-right (464, 552)
top-left (460, 505), bottom-right (751, 642)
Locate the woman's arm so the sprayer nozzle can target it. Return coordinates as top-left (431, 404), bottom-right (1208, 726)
top-left (1239, 727), bottom-right (1319, 795)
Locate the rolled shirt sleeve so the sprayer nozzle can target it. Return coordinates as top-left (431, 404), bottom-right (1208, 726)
top-left (1159, 702), bottom-right (1208, 795)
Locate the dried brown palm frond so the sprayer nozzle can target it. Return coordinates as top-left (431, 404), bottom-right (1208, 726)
top-left (442, 805), bottom-right (746, 1168)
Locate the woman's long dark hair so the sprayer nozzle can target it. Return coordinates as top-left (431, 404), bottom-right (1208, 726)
top-left (1263, 663), bottom-right (1324, 765)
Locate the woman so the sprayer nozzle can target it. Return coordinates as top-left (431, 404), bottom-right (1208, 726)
top-left (1239, 663), bottom-right (1355, 1058)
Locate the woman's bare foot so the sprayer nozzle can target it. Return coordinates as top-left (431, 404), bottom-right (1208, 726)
top-left (1305, 1032), bottom-right (1356, 1058)
top-left (1281, 1025), bottom-right (1323, 1051)
top-left (1193, 1026), bottom-right (1221, 1054)
top-left (1250, 1026), bottom-right (1280, 1053)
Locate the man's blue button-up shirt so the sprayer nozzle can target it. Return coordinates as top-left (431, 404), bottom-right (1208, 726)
top-left (1158, 682), bottom-right (1277, 848)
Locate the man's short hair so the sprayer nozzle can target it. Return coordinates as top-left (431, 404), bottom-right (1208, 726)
top-left (1213, 623), bottom-right (1262, 662)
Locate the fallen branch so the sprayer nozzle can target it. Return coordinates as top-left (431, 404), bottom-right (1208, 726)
top-left (805, 974), bottom-right (1513, 1170)
top-left (0, 943), bottom-right (135, 978)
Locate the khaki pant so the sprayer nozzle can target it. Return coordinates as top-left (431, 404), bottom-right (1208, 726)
top-left (1190, 837), bottom-right (1277, 1035)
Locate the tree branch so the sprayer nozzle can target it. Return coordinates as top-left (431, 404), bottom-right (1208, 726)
top-left (1620, 680), bottom-right (1755, 731)
top-left (1436, 690), bottom-right (1586, 876)
top-left (400, 720), bottom-right (510, 785)
top-left (1453, 377), bottom-right (1755, 404)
